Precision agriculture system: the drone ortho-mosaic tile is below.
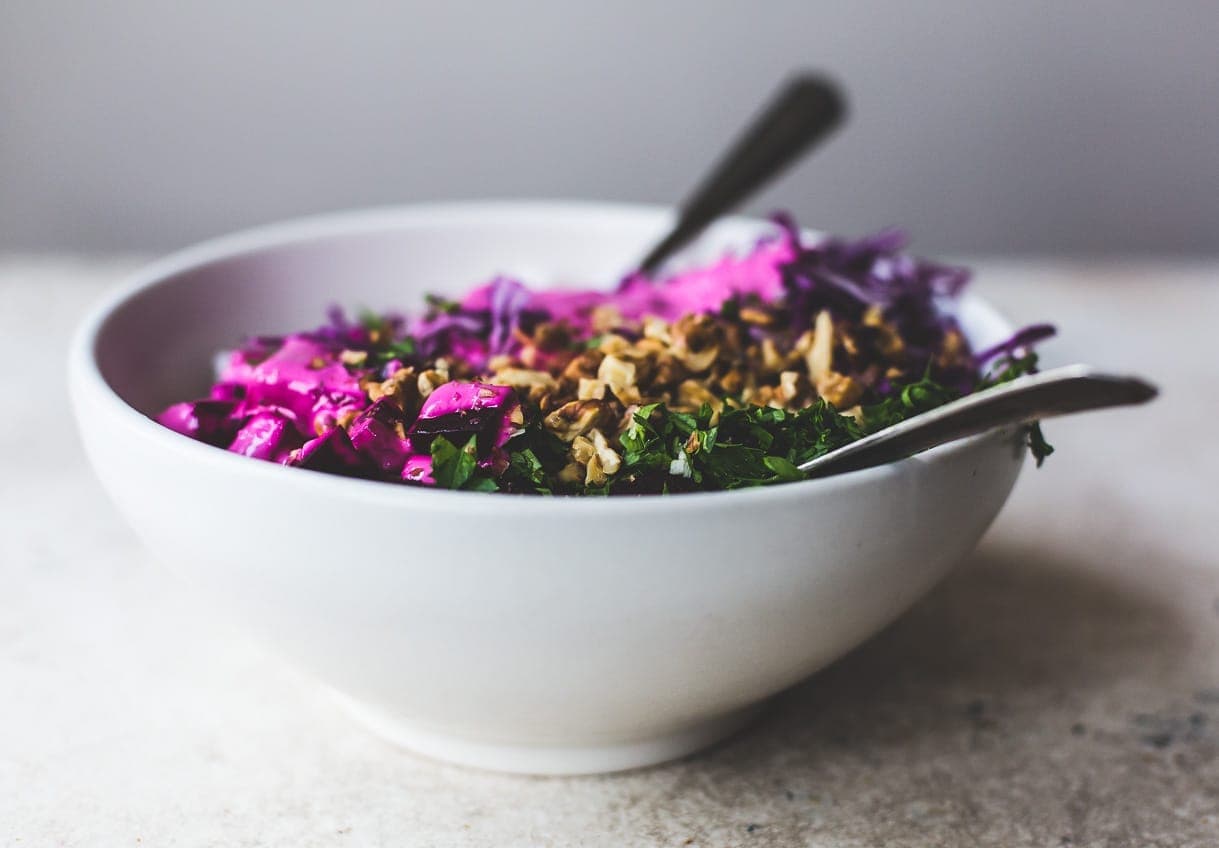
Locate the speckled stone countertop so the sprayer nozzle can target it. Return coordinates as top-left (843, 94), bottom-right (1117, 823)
top-left (2, 258), bottom-right (1217, 847)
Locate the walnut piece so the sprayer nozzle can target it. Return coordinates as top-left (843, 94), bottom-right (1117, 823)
top-left (676, 379), bottom-right (724, 418)
top-left (489, 368), bottom-right (558, 404)
top-left (777, 370), bottom-right (803, 405)
top-left (577, 378), bottom-right (607, 400)
top-left (816, 370), bottom-right (863, 409)
top-left (368, 366), bottom-right (418, 410)
top-left (570, 428), bottom-right (622, 486)
top-left (543, 399), bottom-right (612, 442)
top-left (807, 310), bottom-right (834, 383)
top-left (597, 354), bottom-right (641, 404)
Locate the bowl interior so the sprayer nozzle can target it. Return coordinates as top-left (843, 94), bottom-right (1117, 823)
top-left (87, 203), bottom-right (1013, 419)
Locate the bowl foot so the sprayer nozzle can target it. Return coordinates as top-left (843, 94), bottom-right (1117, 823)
top-left (335, 695), bottom-right (765, 775)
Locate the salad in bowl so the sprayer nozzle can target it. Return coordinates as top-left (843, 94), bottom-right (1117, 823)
top-left (157, 215), bottom-right (1054, 495)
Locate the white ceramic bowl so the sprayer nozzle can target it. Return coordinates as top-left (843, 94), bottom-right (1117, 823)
top-left (69, 202), bottom-right (1024, 775)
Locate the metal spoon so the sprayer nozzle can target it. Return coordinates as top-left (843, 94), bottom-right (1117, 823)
top-left (636, 74), bottom-right (846, 276)
top-left (798, 365), bottom-right (1158, 479)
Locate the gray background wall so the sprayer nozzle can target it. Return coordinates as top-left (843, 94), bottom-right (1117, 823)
top-left (1, 1), bottom-right (1216, 256)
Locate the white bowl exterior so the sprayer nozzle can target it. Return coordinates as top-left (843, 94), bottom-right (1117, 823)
top-left (70, 202), bottom-right (1024, 772)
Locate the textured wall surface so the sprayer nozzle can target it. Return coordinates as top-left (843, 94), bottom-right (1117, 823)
top-left (2, 1), bottom-right (1217, 255)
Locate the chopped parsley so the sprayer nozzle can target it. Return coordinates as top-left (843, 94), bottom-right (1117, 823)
top-left (438, 358), bottom-right (1050, 494)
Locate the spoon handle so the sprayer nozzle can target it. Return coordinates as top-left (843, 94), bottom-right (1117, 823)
top-left (798, 365), bottom-right (1158, 479)
top-left (636, 74), bottom-right (846, 276)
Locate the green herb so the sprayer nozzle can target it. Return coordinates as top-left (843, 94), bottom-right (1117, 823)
top-left (430, 435), bottom-right (498, 491)
top-left (358, 309), bottom-right (385, 331)
top-left (506, 447), bottom-right (551, 494)
top-left (980, 352), bottom-right (1040, 387)
top-left (496, 424), bottom-right (570, 494)
top-left (863, 371), bottom-right (960, 431)
top-left (613, 398), bottom-right (865, 492)
top-left (980, 352), bottom-right (1053, 467)
top-left (425, 294), bottom-right (461, 315)
top-left (370, 336), bottom-right (417, 365)
top-left (763, 456), bottom-right (805, 482)
top-left (463, 476), bottom-right (500, 493)
top-left (351, 309), bottom-right (419, 367)
top-left (1026, 421), bottom-right (1054, 466)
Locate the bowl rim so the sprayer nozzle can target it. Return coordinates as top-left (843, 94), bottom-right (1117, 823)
top-left (68, 199), bottom-right (1019, 516)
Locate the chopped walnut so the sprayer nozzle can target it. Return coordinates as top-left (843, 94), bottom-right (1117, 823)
top-left (597, 354), bottom-right (641, 404)
top-left (577, 378), bottom-right (607, 400)
top-left (543, 399), bottom-right (612, 442)
top-left (589, 429), bottom-right (621, 478)
top-left (738, 306), bottom-right (774, 327)
top-left (335, 407), bottom-right (361, 430)
top-left (940, 328), bottom-right (966, 361)
top-left (597, 334), bottom-right (632, 356)
top-left (676, 344), bottom-right (719, 373)
top-left (489, 368), bottom-right (558, 403)
top-left (417, 369), bottom-right (449, 399)
top-left (562, 350), bottom-right (605, 382)
top-left (676, 379), bottom-right (724, 418)
top-left (840, 330), bottom-right (860, 357)
top-left (777, 370), bottom-right (804, 405)
top-left (490, 367), bottom-right (557, 388)
top-left (557, 462), bottom-right (585, 485)
top-left (642, 316), bottom-right (672, 344)
top-left (671, 314), bottom-right (721, 373)
top-left (646, 352), bottom-right (683, 389)
top-left (590, 305), bottom-right (624, 334)
top-left (684, 431), bottom-right (702, 453)
top-left (717, 368), bottom-right (744, 395)
top-left (793, 329), bottom-right (816, 357)
top-left (807, 310), bottom-right (834, 383)
top-left (632, 337), bottom-right (668, 357)
top-left (487, 354), bottom-right (515, 373)
top-left (531, 323), bottom-right (572, 351)
top-left (369, 366), bottom-right (418, 410)
top-left (364, 377), bottom-right (386, 402)
top-left (816, 370), bottom-right (863, 409)
top-left (570, 428), bottom-right (622, 485)
top-left (743, 384), bottom-right (782, 409)
top-left (861, 306), bottom-right (904, 359)
top-left (760, 338), bottom-right (787, 374)
top-left (571, 436), bottom-right (595, 467)
top-left (339, 349), bottom-right (368, 366)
